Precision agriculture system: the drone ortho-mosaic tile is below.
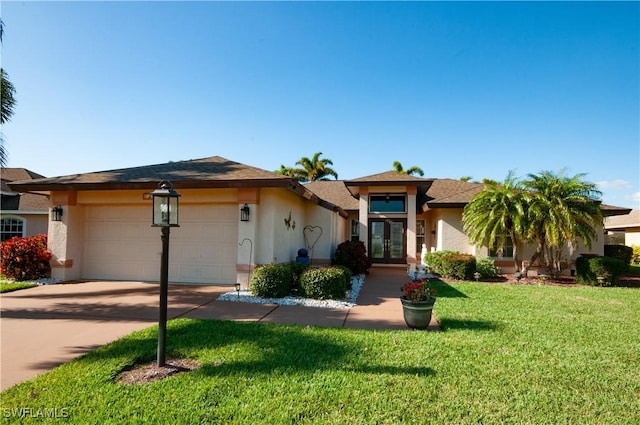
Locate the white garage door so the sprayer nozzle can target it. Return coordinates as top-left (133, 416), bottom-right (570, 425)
top-left (83, 205), bottom-right (238, 284)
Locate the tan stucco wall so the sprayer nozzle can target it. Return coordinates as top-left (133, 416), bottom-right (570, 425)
top-left (434, 209), bottom-right (475, 254)
top-left (625, 229), bottom-right (640, 247)
top-left (0, 213), bottom-right (48, 237)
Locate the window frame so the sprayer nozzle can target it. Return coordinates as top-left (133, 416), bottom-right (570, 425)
top-left (1, 216), bottom-right (26, 241)
top-left (368, 194), bottom-right (407, 214)
top-left (489, 234), bottom-right (514, 258)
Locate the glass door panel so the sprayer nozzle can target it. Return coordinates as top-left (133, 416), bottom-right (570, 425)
top-left (370, 221), bottom-right (385, 260)
top-left (389, 221), bottom-right (405, 260)
top-left (368, 219), bottom-right (406, 264)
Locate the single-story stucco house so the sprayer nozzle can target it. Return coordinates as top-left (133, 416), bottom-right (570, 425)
top-left (605, 209), bottom-right (640, 247)
top-left (1, 168), bottom-right (49, 241)
top-left (8, 156), bottom-right (631, 285)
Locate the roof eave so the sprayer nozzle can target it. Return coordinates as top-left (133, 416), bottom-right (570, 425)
top-left (8, 178), bottom-right (294, 192)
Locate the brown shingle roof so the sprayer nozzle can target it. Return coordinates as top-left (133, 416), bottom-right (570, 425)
top-left (346, 171), bottom-right (434, 184)
top-left (305, 181), bottom-right (359, 211)
top-left (8, 156), bottom-right (292, 191)
top-left (423, 179), bottom-right (484, 208)
top-left (1, 168), bottom-right (49, 212)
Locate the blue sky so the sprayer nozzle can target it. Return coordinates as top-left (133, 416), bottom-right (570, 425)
top-left (2, 1), bottom-right (638, 208)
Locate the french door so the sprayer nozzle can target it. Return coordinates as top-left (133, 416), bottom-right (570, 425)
top-left (369, 219), bottom-right (406, 264)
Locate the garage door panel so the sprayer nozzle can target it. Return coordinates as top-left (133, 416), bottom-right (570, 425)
top-left (83, 205), bottom-right (238, 284)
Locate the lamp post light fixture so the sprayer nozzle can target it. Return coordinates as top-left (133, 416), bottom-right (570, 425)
top-left (240, 204), bottom-right (250, 222)
top-left (235, 283), bottom-right (241, 298)
top-left (51, 205), bottom-right (63, 222)
top-left (150, 180), bottom-right (180, 367)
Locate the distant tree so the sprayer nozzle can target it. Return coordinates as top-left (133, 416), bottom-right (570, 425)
top-left (292, 152), bottom-right (338, 182)
top-left (523, 170), bottom-right (603, 275)
top-left (392, 161), bottom-right (424, 176)
top-left (460, 176), bottom-right (473, 182)
top-left (275, 165), bottom-right (297, 178)
top-left (462, 170), bottom-right (529, 272)
top-left (0, 19), bottom-right (17, 166)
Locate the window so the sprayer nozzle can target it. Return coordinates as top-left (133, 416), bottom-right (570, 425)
top-left (489, 234), bottom-right (514, 258)
top-left (369, 195), bottom-right (406, 213)
top-left (350, 219), bottom-right (360, 241)
top-left (1, 217), bottom-right (25, 241)
top-left (416, 220), bottom-right (426, 256)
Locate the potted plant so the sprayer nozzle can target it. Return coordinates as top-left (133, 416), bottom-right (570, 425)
top-left (400, 277), bottom-right (436, 330)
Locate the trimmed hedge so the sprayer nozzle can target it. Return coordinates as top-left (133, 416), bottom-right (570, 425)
top-left (604, 245), bottom-right (632, 271)
top-left (424, 250), bottom-right (477, 280)
top-left (0, 234), bottom-right (52, 281)
top-left (633, 245), bottom-right (640, 265)
top-left (575, 256), bottom-right (627, 287)
top-left (333, 240), bottom-right (372, 275)
top-left (299, 266), bottom-right (350, 300)
top-left (250, 263), bottom-right (294, 298)
top-left (476, 256), bottom-right (500, 278)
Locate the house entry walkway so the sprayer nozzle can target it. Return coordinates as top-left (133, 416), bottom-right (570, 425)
top-left (0, 266), bottom-right (438, 391)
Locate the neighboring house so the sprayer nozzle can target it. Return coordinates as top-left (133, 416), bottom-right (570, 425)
top-left (8, 156), bottom-right (631, 284)
top-left (605, 209), bottom-right (640, 247)
top-left (1, 168), bottom-right (49, 241)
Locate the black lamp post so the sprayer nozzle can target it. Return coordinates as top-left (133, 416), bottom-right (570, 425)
top-left (151, 180), bottom-right (180, 367)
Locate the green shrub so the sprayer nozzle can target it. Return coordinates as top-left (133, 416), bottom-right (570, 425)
top-left (632, 245), bottom-right (640, 265)
top-left (0, 234), bottom-right (52, 281)
top-left (476, 256), bottom-right (500, 278)
top-left (299, 266), bottom-right (349, 300)
top-left (333, 240), bottom-right (372, 275)
top-left (331, 264), bottom-right (353, 289)
top-left (250, 263), bottom-right (294, 298)
top-left (425, 251), bottom-right (476, 280)
top-left (287, 261), bottom-right (309, 291)
top-left (576, 256), bottom-right (627, 287)
top-left (604, 245), bottom-right (632, 271)
top-left (423, 250), bottom-right (454, 273)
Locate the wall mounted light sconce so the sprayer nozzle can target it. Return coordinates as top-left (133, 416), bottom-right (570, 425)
top-left (51, 205), bottom-right (63, 222)
top-left (240, 204), bottom-right (250, 222)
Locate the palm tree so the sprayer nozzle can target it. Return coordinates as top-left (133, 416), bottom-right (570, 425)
top-left (523, 170), bottom-right (603, 275)
top-left (462, 170), bottom-right (529, 272)
top-left (0, 19), bottom-right (16, 166)
top-left (274, 165), bottom-right (297, 178)
top-left (392, 161), bottom-right (424, 176)
top-left (293, 152), bottom-right (338, 182)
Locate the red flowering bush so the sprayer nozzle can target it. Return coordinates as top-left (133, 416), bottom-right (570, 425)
top-left (0, 234), bottom-right (52, 281)
top-left (401, 278), bottom-right (436, 302)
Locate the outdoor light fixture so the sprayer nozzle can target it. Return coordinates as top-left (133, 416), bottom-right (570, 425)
top-left (235, 283), bottom-right (241, 298)
top-left (151, 180), bottom-right (180, 227)
top-left (51, 205), bottom-right (63, 222)
top-left (240, 204), bottom-right (250, 222)
top-left (150, 180), bottom-right (180, 367)
top-left (473, 271), bottom-right (480, 282)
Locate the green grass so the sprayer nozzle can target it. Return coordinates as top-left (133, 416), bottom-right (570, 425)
top-left (1, 282), bottom-right (639, 424)
top-left (0, 282), bottom-right (38, 293)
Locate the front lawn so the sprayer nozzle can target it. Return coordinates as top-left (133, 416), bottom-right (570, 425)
top-left (1, 281), bottom-right (638, 424)
top-left (0, 281), bottom-right (38, 293)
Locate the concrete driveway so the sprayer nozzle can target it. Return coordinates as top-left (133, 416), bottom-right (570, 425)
top-left (0, 281), bottom-right (230, 391)
top-left (1, 268), bottom-right (434, 391)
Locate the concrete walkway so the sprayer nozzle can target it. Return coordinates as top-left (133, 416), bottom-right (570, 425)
top-left (0, 266), bottom-right (437, 391)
